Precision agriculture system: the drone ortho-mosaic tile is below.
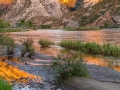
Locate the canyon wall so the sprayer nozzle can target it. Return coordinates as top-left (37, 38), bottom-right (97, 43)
top-left (1, 0), bottom-right (69, 25)
top-left (0, 0), bottom-right (101, 26)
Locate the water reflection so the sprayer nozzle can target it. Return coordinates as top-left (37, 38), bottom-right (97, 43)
top-left (0, 57), bottom-right (41, 83)
top-left (10, 29), bottom-right (120, 46)
top-left (9, 29), bottom-right (120, 72)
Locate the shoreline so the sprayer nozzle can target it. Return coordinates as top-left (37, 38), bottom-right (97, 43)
top-left (5, 52), bottom-right (120, 90)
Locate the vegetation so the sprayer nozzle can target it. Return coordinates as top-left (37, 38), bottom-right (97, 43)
top-left (65, 27), bottom-right (102, 31)
top-left (0, 34), bottom-right (15, 47)
top-left (0, 79), bottom-right (12, 90)
top-left (53, 51), bottom-right (89, 81)
top-left (0, 34), bottom-right (15, 59)
top-left (100, 24), bottom-right (120, 28)
top-left (39, 25), bottom-right (51, 29)
top-left (60, 40), bottom-right (120, 58)
top-left (39, 39), bottom-right (54, 48)
top-left (16, 19), bottom-right (34, 28)
top-left (21, 38), bottom-right (35, 57)
top-left (0, 19), bottom-right (10, 28)
top-left (0, 28), bottom-right (28, 33)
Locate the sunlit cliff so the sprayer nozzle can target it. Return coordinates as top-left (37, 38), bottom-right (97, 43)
top-left (59, 0), bottom-right (76, 7)
top-left (0, 0), bottom-right (100, 5)
top-left (0, 0), bottom-right (13, 4)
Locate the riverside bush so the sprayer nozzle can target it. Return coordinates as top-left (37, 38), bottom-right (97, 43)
top-left (53, 51), bottom-right (89, 81)
top-left (0, 34), bottom-right (15, 59)
top-left (60, 40), bottom-right (120, 58)
top-left (0, 19), bottom-right (10, 28)
top-left (0, 79), bottom-right (12, 90)
top-left (39, 39), bottom-right (54, 48)
top-left (39, 25), bottom-right (51, 29)
top-left (21, 38), bottom-right (35, 57)
top-left (0, 34), bottom-right (15, 47)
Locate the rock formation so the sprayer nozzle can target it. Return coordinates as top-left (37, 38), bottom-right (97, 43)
top-left (1, 0), bottom-right (69, 26)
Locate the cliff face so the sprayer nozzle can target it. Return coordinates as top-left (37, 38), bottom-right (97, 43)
top-left (0, 4), bottom-right (10, 16)
top-left (52, 0), bottom-right (120, 27)
top-left (0, 0), bottom-right (102, 26)
top-left (2, 0), bottom-right (69, 25)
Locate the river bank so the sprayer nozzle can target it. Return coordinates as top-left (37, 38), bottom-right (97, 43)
top-left (1, 29), bottom-right (120, 90)
top-left (4, 51), bottom-right (120, 90)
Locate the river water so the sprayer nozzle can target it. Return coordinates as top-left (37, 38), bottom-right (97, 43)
top-left (9, 28), bottom-right (120, 71)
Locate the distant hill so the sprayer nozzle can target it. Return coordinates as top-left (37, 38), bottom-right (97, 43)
top-left (52, 0), bottom-right (120, 28)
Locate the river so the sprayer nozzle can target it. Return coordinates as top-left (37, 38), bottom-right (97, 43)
top-left (9, 28), bottom-right (120, 71)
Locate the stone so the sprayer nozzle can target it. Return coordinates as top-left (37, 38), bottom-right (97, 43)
top-left (113, 16), bottom-right (120, 24)
top-left (2, 0), bottom-right (69, 26)
top-left (66, 21), bottom-right (79, 28)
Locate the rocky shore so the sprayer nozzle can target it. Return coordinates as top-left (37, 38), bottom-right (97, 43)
top-left (4, 51), bottom-right (120, 90)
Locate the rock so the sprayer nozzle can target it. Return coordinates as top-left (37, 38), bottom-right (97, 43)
top-left (113, 16), bottom-right (120, 24)
top-left (66, 21), bottom-right (79, 28)
top-left (2, 0), bottom-right (69, 26)
top-left (65, 77), bottom-right (120, 90)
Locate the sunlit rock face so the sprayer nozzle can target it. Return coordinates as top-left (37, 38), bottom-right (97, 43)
top-left (1, 0), bottom-right (101, 26)
top-left (59, 0), bottom-right (76, 7)
top-left (2, 0), bottom-right (69, 26)
top-left (0, 0), bottom-right (13, 4)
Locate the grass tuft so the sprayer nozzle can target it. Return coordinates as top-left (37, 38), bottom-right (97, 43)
top-left (60, 40), bottom-right (120, 58)
top-left (21, 38), bottom-right (35, 57)
top-left (39, 39), bottom-right (54, 48)
top-left (0, 79), bottom-right (12, 90)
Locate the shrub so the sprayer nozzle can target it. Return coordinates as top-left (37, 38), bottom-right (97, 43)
top-left (21, 38), bottom-right (35, 57)
top-left (39, 39), bottom-right (54, 48)
top-left (16, 20), bottom-right (34, 28)
top-left (0, 34), bottom-right (15, 47)
top-left (84, 42), bottom-right (103, 54)
top-left (103, 43), bottom-right (120, 57)
top-left (60, 40), bottom-right (83, 50)
top-left (0, 19), bottom-right (10, 28)
top-left (60, 40), bottom-right (120, 58)
top-left (53, 51), bottom-right (89, 81)
top-left (39, 25), bottom-right (51, 29)
top-left (0, 34), bottom-right (15, 59)
top-left (0, 79), bottom-right (12, 90)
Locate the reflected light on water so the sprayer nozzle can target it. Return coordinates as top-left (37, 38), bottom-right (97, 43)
top-left (84, 56), bottom-right (120, 72)
top-left (0, 59), bottom-right (41, 83)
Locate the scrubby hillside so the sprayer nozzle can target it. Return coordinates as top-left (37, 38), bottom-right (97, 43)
top-left (52, 0), bottom-right (120, 28)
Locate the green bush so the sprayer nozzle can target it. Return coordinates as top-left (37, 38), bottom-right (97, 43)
top-left (39, 25), bottom-right (51, 29)
top-left (21, 38), bottom-right (35, 57)
top-left (0, 34), bottom-right (15, 47)
top-left (0, 28), bottom-right (28, 33)
top-left (0, 19), bottom-right (10, 28)
top-left (60, 40), bottom-right (83, 50)
top-left (65, 27), bottom-right (102, 31)
top-left (60, 40), bottom-right (120, 58)
top-left (0, 79), bottom-right (12, 90)
top-left (16, 20), bottom-right (34, 28)
top-left (53, 51), bottom-right (89, 81)
top-left (84, 42), bottom-right (102, 54)
top-left (39, 39), bottom-right (54, 48)
top-left (103, 43), bottom-right (120, 57)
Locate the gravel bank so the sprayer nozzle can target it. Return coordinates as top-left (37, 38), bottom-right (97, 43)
top-left (6, 52), bottom-right (120, 90)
